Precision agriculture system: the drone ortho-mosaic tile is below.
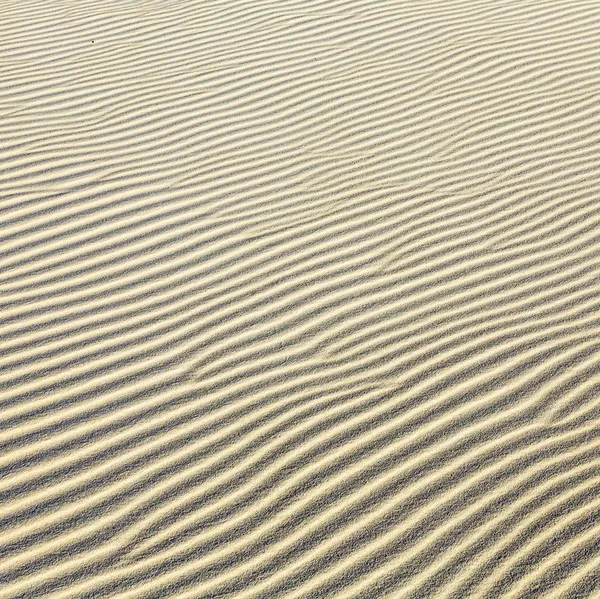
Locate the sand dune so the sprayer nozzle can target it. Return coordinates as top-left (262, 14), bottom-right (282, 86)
top-left (2, 0), bottom-right (600, 597)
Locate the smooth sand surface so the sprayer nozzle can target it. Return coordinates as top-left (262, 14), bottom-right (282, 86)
top-left (2, 1), bottom-right (600, 597)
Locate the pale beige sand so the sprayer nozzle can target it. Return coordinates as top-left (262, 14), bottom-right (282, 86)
top-left (2, 0), bottom-right (600, 597)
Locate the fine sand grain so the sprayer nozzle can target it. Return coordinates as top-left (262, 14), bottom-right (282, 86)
top-left (2, 0), bottom-right (600, 597)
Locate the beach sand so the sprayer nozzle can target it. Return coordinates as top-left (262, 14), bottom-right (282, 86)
top-left (2, 0), bottom-right (600, 597)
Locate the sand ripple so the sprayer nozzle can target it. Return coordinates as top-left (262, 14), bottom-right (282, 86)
top-left (2, 0), bottom-right (600, 597)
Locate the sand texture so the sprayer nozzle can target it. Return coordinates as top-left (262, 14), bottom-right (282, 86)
top-left (2, 0), bottom-right (600, 597)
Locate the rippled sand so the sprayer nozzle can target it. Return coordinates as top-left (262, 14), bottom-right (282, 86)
top-left (2, 1), bottom-right (600, 597)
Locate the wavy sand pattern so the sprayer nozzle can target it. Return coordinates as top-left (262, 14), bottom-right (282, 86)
top-left (2, 0), bottom-right (600, 597)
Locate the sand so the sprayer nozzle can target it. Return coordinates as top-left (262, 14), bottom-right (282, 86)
top-left (2, 0), bottom-right (600, 597)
